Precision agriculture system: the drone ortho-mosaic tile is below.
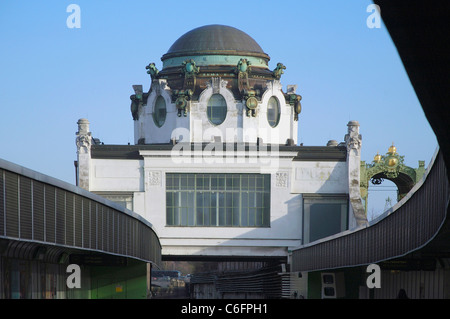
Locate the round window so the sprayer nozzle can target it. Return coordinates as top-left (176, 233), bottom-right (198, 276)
top-left (153, 96), bottom-right (166, 127)
top-left (267, 96), bottom-right (280, 127)
top-left (207, 94), bottom-right (227, 125)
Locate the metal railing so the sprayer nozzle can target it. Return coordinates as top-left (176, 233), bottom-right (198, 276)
top-left (292, 149), bottom-right (449, 272)
top-left (0, 158), bottom-right (161, 265)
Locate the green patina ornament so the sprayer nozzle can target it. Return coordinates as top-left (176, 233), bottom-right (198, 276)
top-left (273, 63), bottom-right (286, 80)
top-left (287, 93), bottom-right (302, 120)
top-left (146, 63), bottom-right (159, 80)
top-left (182, 59), bottom-right (199, 76)
top-left (242, 89), bottom-right (260, 117)
top-left (360, 144), bottom-right (425, 215)
top-left (173, 89), bottom-right (193, 117)
top-left (246, 96), bottom-right (258, 110)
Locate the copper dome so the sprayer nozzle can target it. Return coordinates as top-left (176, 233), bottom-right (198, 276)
top-left (161, 25), bottom-right (270, 61)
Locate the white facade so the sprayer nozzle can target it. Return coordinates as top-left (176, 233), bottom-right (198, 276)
top-left (75, 25), bottom-right (367, 262)
top-left (76, 119), bottom-right (365, 259)
top-left (135, 79), bottom-right (298, 146)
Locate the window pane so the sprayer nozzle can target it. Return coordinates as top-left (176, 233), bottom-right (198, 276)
top-left (211, 175), bottom-right (218, 190)
top-left (188, 193), bottom-right (195, 226)
top-left (232, 193), bottom-right (240, 226)
top-left (181, 207), bottom-right (188, 226)
top-left (196, 193), bottom-right (204, 226)
top-left (173, 207), bottom-right (180, 226)
top-left (166, 173), bottom-right (270, 227)
top-left (166, 174), bottom-right (173, 190)
top-left (166, 207), bottom-right (173, 225)
top-left (166, 192), bottom-right (173, 207)
top-left (196, 175), bottom-right (204, 190)
top-left (304, 197), bottom-right (348, 243)
top-left (153, 96), bottom-right (167, 127)
top-left (218, 193), bottom-right (226, 226)
top-left (267, 96), bottom-right (280, 127)
top-left (241, 175), bottom-right (249, 190)
top-left (210, 192), bottom-right (217, 226)
top-left (207, 94), bottom-right (227, 125)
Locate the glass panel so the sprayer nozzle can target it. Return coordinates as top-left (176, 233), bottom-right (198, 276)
top-left (166, 207), bottom-right (173, 225)
top-left (303, 197), bottom-right (348, 243)
top-left (267, 96), bottom-right (280, 127)
top-left (196, 175), bottom-right (204, 190)
top-left (207, 94), bottom-right (227, 125)
top-left (153, 96), bottom-right (167, 127)
top-left (241, 175), bottom-right (249, 190)
top-left (166, 173), bottom-right (270, 227)
top-left (248, 175), bottom-right (255, 189)
top-left (210, 192), bottom-right (217, 226)
top-left (218, 193), bottom-right (226, 226)
top-left (248, 208), bottom-right (256, 227)
top-left (181, 207), bottom-right (188, 226)
top-left (196, 193), bottom-right (204, 226)
top-left (188, 193), bottom-right (195, 226)
top-left (180, 175), bottom-right (188, 190)
top-left (166, 174), bottom-right (173, 190)
top-left (324, 287), bottom-right (335, 297)
top-left (173, 207), bottom-right (180, 226)
top-left (309, 203), bottom-right (342, 242)
top-left (203, 193), bottom-right (211, 226)
top-left (232, 175), bottom-right (240, 190)
top-left (232, 193), bottom-right (240, 226)
top-left (211, 175), bottom-right (218, 190)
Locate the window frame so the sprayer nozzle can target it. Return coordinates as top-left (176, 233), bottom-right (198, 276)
top-left (153, 95), bottom-right (167, 127)
top-left (302, 194), bottom-right (349, 244)
top-left (166, 173), bottom-right (271, 227)
top-left (267, 96), bottom-right (281, 128)
top-left (206, 94), bottom-right (227, 125)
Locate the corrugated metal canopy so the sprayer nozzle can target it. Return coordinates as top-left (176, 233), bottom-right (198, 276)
top-left (292, 150), bottom-right (449, 272)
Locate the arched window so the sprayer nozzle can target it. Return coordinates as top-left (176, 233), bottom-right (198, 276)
top-left (207, 94), bottom-right (227, 125)
top-left (267, 96), bottom-right (280, 127)
top-left (153, 96), bottom-right (166, 127)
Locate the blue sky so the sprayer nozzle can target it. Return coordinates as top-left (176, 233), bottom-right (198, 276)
top-left (0, 1), bottom-right (438, 216)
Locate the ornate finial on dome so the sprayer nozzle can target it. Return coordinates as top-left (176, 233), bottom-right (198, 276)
top-left (373, 151), bottom-right (381, 163)
top-left (388, 142), bottom-right (396, 154)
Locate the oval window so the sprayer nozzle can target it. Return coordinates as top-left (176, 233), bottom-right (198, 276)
top-left (207, 94), bottom-right (227, 125)
top-left (267, 96), bottom-right (280, 127)
top-left (153, 96), bottom-right (167, 127)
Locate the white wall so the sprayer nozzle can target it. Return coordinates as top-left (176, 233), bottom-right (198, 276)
top-left (134, 78), bottom-right (298, 145)
top-left (291, 161), bottom-right (348, 194)
top-left (87, 148), bottom-right (349, 259)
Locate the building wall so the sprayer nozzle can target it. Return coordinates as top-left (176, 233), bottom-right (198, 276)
top-left (87, 146), bottom-right (351, 259)
top-left (79, 117), bottom-right (364, 262)
top-left (136, 79), bottom-right (298, 145)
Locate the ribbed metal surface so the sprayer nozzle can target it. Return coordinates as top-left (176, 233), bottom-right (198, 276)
top-left (191, 265), bottom-right (283, 298)
top-left (33, 180), bottom-right (45, 241)
top-left (0, 171), bottom-right (4, 237)
top-left (5, 171), bottom-right (19, 238)
top-left (0, 163), bottom-right (161, 265)
top-left (292, 151), bottom-right (448, 272)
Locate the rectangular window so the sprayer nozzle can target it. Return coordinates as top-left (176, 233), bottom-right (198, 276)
top-left (166, 173), bottom-right (270, 227)
top-left (303, 195), bottom-right (348, 244)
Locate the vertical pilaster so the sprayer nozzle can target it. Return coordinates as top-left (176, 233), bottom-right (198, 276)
top-left (345, 120), bottom-right (367, 227)
top-left (76, 118), bottom-right (91, 190)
